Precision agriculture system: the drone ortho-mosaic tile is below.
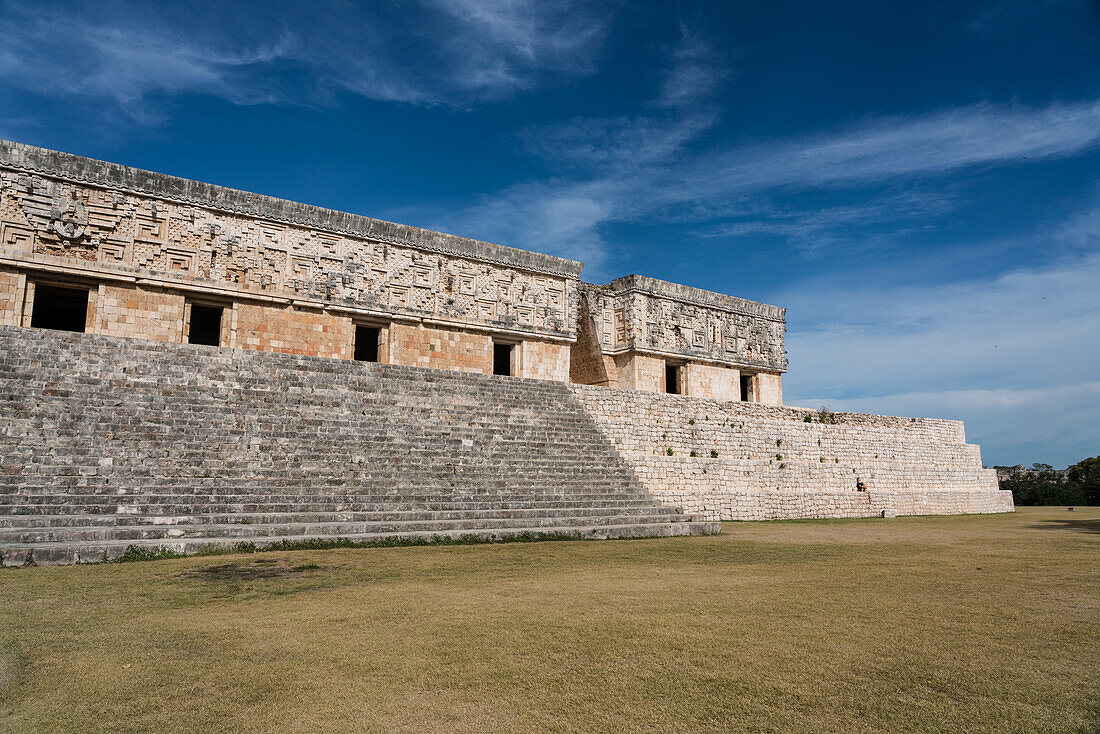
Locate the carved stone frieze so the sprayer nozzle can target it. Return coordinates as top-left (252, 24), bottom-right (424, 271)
top-left (0, 167), bottom-right (577, 339)
top-left (581, 276), bottom-right (787, 373)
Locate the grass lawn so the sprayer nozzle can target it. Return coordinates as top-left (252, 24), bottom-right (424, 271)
top-left (1, 506), bottom-right (1097, 733)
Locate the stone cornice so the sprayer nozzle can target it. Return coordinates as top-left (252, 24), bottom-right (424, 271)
top-left (600, 274), bottom-right (786, 323)
top-left (0, 138), bottom-right (585, 279)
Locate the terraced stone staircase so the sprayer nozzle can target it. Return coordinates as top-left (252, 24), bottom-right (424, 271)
top-left (0, 326), bottom-right (718, 565)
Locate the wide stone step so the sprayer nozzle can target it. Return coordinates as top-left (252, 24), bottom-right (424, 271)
top-left (0, 520), bottom-right (721, 567)
top-left (1, 488), bottom-right (651, 499)
top-left (1, 510), bottom-right (704, 543)
top-left (0, 325), bottom-right (720, 565)
top-left (0, 504), bottom-right (684, 528)
top-left (0, 496), bottom-right (666, 516)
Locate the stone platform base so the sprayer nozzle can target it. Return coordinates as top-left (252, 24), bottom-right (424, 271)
top-left (651, 489), bottom-right (1016, 522)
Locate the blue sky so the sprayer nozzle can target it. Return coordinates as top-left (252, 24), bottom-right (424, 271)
top-left (1, 0), bottom-right (1098, 467)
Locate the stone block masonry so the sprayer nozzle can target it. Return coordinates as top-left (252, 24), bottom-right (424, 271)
top-left (94, 283), bottom-right (185, 343)
top-left (570, 385), bottom-right (1013, 520)
top-left (234, 301), bottom-right (352, 360)
top-left (0, 138), bottom-right (787, 400)
top-left (0, 326), bottom-right (718, 565)
top-left (0, 268), bottom-right (23, 326)
top-left (0, 138), bottom-right (1013, 528)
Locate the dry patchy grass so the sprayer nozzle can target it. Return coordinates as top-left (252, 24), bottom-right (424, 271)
top-left (1, 507), bottom-right (1097, 733)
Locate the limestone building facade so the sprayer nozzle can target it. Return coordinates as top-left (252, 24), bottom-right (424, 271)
top-left (0, 139), bottom-right (785, 404)
top-left (0, 139), bottom-right (1013, 551)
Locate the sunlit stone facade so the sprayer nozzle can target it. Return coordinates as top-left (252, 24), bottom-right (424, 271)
top-left (0, 139), bottom-right (785, 402)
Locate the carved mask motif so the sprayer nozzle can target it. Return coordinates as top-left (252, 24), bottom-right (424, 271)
top-left (49, 189), bottom-right (88, 240)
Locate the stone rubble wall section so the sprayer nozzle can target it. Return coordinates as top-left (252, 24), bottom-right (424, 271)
top-left (873, 490), bottom-right (1014, 517)
top-left (653, 490), bottom-right (880, 521)
top-left (631, 457), bottom-right (996, 494)
top-left (570, 384), bottom-right (1012, 520)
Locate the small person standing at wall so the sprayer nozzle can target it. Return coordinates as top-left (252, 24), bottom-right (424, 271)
top-left (856, 477), bottom-right (867, 492)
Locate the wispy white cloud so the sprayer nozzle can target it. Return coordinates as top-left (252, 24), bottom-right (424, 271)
top-left (437, 96), bottom-right (1100, 273)
top-left (695, 190), bottom-right (956, 254)
top-left (684, 100), bottom-right (1100, 196)
top-left (434, 180), bottom-right (619, 268)
top-left (0, 0), bottom-right (611, 117)
top-left (780, 214), bottom-right (1100, 467)
top-left (520, 111), bottom-right (719, 173)
top-left (429, 0), bottom-right (608, 75)
top-left (654, 23), bottom-right (731, 110)
top-left (431, 25), bottom-right (730, 268)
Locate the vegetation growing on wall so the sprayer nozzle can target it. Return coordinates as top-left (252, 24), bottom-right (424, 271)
top-left (998, 457), bottom-right (1099, 505)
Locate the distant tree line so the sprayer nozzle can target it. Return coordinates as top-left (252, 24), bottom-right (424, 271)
top-left (996, 456), bottom-right (1100, 506)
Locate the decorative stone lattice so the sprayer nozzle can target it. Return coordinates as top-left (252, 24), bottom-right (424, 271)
top-left (582, 276), bottom-right (786, 374)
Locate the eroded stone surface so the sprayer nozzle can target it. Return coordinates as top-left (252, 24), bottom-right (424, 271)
top-left (0, 138), bottom-right (1012, 544)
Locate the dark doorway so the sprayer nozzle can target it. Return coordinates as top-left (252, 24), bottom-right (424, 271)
top-left (665, 364), bottom-right (681, 394)
top-left (493, 342), bottom-right (514, 376)
top-left (188, 304), bottom-right (223, 346)
top-left (30, 284), bottom-right (88, 333)
top-left (354, 325), bottom-right (380, 362)
top-left (740, 374), bottom-right (754, 402)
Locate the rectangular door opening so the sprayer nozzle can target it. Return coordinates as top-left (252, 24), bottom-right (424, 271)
top-left (354, 325), bottom-right (380, 362)
top-left (740, 374), bottom-right (754, 402)
top-left (665, 364), bottom-right (681, 394)
top-left (493, 342), bottom-right (514, 376)
top-left (30, 284), bottom-right (88, 333)
top-left (188, 304), bottom-right (223, 346)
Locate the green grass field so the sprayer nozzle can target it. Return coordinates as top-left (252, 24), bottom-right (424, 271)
top-left (1, 506), bottom-right (1097, 733)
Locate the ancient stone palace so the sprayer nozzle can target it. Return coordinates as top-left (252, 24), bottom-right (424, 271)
top-left (0, 140), bottom-right (1012, 565)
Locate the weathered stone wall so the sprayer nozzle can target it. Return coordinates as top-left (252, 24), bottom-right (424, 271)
top-left (0, 267), bottom-right (23, 326)
top-left (636, 489), bottom-right (1013, 521)
top-left (582, 275), bottom-right (785, 363)
top-left (611, 353), bottom-right (665, 392)
top-left (0, 140), bottom-right (796, 400)
top-left (664, 491), bottom-right (881, 520)
top-left (0, 325), bottom-right (716, 565)
top-left (0, 139), bottom-right (582, 348)
top-left (582, 277), bottom-right (786, 372)
top-left (574, 278), bottom-right (786, 403)
top-left (234, 302), bottom-right (353, 359)
top-left (570, 384), bottom-right (1012, 520)
top-left (389, 322), bottom-right (492, 374)
top-left (874, 490), bottom-right (1014, 517)
top-left (518, 339), bottom-right (571, 381)
top-left (94, 283), bottom-right (185, 343)
top-left (753, 372), bottom-right (783, 406)
top-left (569, 296), bottom-right (611, 386)
top-left (683, 362), bottom-right (740, 401)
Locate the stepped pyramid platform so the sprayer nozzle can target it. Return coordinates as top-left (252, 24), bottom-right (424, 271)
top-left (571, 385), bottom-right (1012, 520)
top-left (0, 326), bottom-right (718, 566)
